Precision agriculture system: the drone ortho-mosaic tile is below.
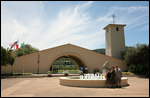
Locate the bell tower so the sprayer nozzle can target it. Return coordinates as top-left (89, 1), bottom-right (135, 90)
top-left (103, 24), bottom-right (126, 59)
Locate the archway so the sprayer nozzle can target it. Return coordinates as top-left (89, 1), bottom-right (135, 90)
top-left (49, 54), bottom-right (87, 74)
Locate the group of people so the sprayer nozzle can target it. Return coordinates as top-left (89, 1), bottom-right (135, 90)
top-left (105, 66), bottom-right (122, 88)
top-left (52, 68), bottom-right (59, 74)
top-left (80, 65), bottom-right (122, 88)
top-left (80, 66), bottom-right (88, 73)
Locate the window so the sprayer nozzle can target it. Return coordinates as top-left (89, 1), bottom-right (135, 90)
top-left (116, 27), bottom-right (119, 31)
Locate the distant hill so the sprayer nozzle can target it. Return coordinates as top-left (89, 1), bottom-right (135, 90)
top-left (92, 46), bottom-right (131, 55)
top-left (92, 49), bottom-right (105, 55)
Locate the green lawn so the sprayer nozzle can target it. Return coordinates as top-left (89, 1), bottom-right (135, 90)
top-left (57, 70), bottom-right (79, 74)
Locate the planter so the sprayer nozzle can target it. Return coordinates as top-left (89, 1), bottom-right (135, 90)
top-left (79, 73), bottom-right (84, 76)
top-left (47, 74), bottom-right (52, 77)
top-left (64, 73), bottom-right (69, 76)
top-left (47, 71), bottom-right (52, 77)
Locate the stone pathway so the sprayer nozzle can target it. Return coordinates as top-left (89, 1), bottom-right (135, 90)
top-left (1, 77), bottom-right (149, 97)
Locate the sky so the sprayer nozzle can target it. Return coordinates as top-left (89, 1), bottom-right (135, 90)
top-left (1, 1), bottom-right (149, 51)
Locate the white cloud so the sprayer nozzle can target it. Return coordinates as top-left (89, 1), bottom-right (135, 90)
top-left (30, 1), bottom-right (104, 50)
top-left (112, 6), bottom-right (149, 13)
top-left (1, 1), bottom-right (149, 51)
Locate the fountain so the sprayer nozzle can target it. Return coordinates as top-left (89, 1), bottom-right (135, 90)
top-left (59, 61), bottom-right (129, 87)
top-left (79, 73), bottom-right (105, 80)
top-left (59, 73), bottom-right (128, 88)
top-left (102, 61), bottom-right (108, 76)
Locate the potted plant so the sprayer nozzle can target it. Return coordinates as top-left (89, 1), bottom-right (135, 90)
top-left (95, 72), bottom-right (99, 76)
top-left (93, 68), bottom-right (97, 75)
top-left (63, 70), bottom-right (69, 76)
top-left (47, 71), bottom-right (52, 77)
top-left (78, 70), bottom-right (84, 75)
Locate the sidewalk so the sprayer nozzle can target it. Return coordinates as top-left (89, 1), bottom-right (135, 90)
top-left (1, 74), bottom-right (79, 78)
top-left (1, 77), bottom-right (149, 97)
top-left (1, 74), bottom-right (148, 78)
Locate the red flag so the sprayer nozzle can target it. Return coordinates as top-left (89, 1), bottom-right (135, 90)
top-left (16, 45), bottom-right (19, 49)
top-left (9, 39), bottom-right (19, 50)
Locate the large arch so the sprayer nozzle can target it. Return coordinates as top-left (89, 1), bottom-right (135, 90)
top-left (1, 44), bottom-right (127, 74)
top-left (49, 52), bottom-right (89, 71)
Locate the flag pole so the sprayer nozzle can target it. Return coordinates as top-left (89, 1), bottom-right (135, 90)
top-left (23, 42), bottom-right (24, 74)
top-left (16, 46), bottom-right (18, 73)
top-left (16, 39), bottom-right (19, 75)
top-left (15, 46), bottom-right (17, 77)
top-left (12, 47), bottom-right (14, 77)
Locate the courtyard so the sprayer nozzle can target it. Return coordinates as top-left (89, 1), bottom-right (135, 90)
top-left (1, 76), bottom-right (149, 97)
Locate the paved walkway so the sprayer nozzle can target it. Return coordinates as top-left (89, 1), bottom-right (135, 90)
top-left (1, 74), bottom-right (79, 78)
top-left (1, 77), bottom-right (149, 97)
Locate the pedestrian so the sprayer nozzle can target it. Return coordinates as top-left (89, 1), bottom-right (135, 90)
top-left (115, 66), bottom-right (122, 88)
top-left (111, 67), bottom-right (116, 88)
top-left (85, 66), bottom-right (88, 73)
top-left (105, 68), bottom-right (112, 88)
top-left (56, 68), bottom-right (58, 74)
top-left (52, 68), bottom-right (54, 74)
top-left (80, 66), bottom-right (83, 72)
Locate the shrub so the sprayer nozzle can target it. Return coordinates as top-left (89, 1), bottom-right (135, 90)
top-left (93, 68), bottom-right (99, 74)
top-left (63, 70), bottom-right (69, 76)
top-left (122, 72), bottom-right (134, 75)
top-left (129, 64), bottom-right (136, 73)
top-left (47, 71), bottom-right (52, 77)
top-left (78, 70), bottom-right (83, 75)
top-left (122, 44), bottom-right (149, 75)
top-left (47, 71), bottom-right (52, 74)
top-left (129, 63), bottom-right (148, 75)
top-left (12, 73), bottom-right (33, 76)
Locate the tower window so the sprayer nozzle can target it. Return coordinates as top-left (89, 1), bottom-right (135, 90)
top-left (116, 27), bottom-right (119, 31)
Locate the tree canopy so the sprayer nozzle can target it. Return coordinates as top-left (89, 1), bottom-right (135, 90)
top-left (122, 43), bottom-right (149, 75)
top-left (17, 44), bottom-right (39, 57)
top-left (1, 46), bottom-right (15, 66)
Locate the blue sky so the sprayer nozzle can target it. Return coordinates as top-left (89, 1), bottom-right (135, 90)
top-left (1, 1), bottom-right (149, 50)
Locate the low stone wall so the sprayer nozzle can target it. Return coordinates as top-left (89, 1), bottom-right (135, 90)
top-left (59, 76), bottom-right (129, 88)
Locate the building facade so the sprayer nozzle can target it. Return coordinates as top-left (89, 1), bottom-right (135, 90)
top-left (1, 24), bottom-right (127, 74)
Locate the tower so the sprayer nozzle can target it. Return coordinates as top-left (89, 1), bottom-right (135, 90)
top-left (103, 24), bottom-right (126, 59)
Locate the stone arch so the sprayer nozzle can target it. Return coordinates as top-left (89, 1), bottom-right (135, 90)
top-left (49, 52), bottom-right (89, 71)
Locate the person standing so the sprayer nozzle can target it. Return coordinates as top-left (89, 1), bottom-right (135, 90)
top-left (105, 69), bottom-right (112, 88)
top-left (115, 66), bottom-right (122, 88)
top-left (80, 66), bottom-right (83, 72)
top-left (85, 66), bottom-right (88, 73)
top-left (111, 67), bottom-right (116, 88)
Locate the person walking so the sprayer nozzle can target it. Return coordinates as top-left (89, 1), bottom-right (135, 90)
top-left (115, 66), bottom-right (122, 88)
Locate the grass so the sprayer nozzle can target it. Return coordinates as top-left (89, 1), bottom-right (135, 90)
top-left (1, 73), bottom-right (33, 76)
top-left (57, 70), bottom-right (79, 74)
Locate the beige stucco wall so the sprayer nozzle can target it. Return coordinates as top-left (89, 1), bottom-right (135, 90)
top-left (1, 44), bottom-right (127, 74)
top-left (1, 65), bottom-right (13, 74)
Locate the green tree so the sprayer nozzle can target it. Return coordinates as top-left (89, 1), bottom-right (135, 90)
top-left (1, 46), bottom-right (8, 66)
top-left (122, 44), bottom-right (149, 75)
top-left (7, 52), bottom-right (15, 66)
top-left (1, 46), bottom-right (15, 66)
top-left (17, 44), bottom-right (39, 57)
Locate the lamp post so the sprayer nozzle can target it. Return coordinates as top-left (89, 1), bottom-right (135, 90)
top-left (37, 54), bottom-right (40, 75)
